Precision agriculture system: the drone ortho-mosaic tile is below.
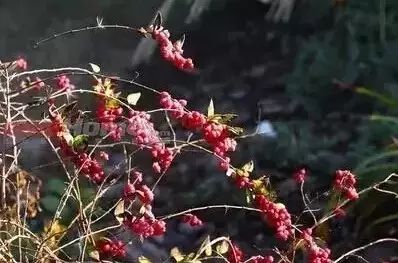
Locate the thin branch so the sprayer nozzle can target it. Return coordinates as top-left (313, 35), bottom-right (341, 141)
top-left (34, 24), bottom-right (140, 48)
top-left (334, 238), bottom-right (398, 263)
top-left (159, 205), bottom-right (262, 220)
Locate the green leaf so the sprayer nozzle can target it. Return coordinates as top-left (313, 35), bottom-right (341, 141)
top-left (355, 150), bottom-right (398, 172)
top-left (41, 195), bottom-right (60, 212)
top-left (89, 63), bottom-right (101, 73)
top-left (72, 134), bottom-right (89, 152)
top-left (127, 92), bottom-right (141, 105)
top-left (207, 98), bottom-right (214, 117)
top-left (356, 87), bottom-right (398, 108)
top-left (370, 114), bottom-right (398, 124)
top-left (46, 178), bottom-right (66, 196)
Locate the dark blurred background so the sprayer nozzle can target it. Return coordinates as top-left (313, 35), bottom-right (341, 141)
top-left (2, 0), bottom-right (398, 262)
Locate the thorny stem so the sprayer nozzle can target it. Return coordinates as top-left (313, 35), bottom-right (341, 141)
top-left (158, 205), bottom-right (262, 220)
top-left (34, 24), bottom-right (140, 48)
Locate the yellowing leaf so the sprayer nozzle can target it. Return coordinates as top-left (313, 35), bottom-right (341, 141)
top-left (89, 250), bottom-right (100, 261)
top-left (61, 131), bottom-right (74, 147)
top-left (207, 98), bottom-right (214, 117)
top-left (43, 220), bottom-right (67, 249)
top-left (89, 63), bottom-right (101, 73)
top-left (228, 126), bottom-right (244, 135)
top-left (170, 247), bottom-right (185, 262)
top-left (198, 236), bottom-right (212, 257)
top-left (315, 222), bottom-right (330, 242)
top-left (138, 256), bottom-right (152, 263)
top-left (105, 98), bottom-right (120, 109)
top-left (127, 92), bottom-right (142, 105)
top-left (242, 160), bottom-right (254, 173)
top-left (114, 200), bottom-right (125, 224)
top-left (216, 240), bottom-right (229, 254)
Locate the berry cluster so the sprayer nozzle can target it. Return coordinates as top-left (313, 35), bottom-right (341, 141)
top-left (333, 207), bottom-right (346, 218)
top-left (49, 106), bottom-right (105, 183)
top-left (122, 171), bottom-right (166, 239)
top-left (159, 91), bottom-right (236, 171)
top-left (71, 151), bottom-right (105, 183)
top-left (202, 122), bottom-right (237, 171)
top-left (56, 75), bottom-right (74, 92)
top-left (333, 170), bottom-right (359, 200)
top-left (301, 228), bottom-right (332, 263)
top-left (96, 101), bottom-right (124, 141)
top-left (181, 111), bottom-right (207, 130)
top-left (249, 255), bottom-right (274, 263)
top-left (182, 213), bottom-right (203, 227)
top-left (255, 195), bottom-right (294, 241)
top-left (94, 78), bottom-right (124, 141)
top-left (228, 243), bottom-right (244, 263)
top-left (150, 26), bottom-right (194, 72)
top-left (151, 143), bottom-right (175, 173)
top-left (123, 182), bottom-right (154, 205)
top-left (16, 58), bottom-right (27, 70)
top-left (32, 77), bottom-right (45, 91)
top-left (127, 110), bottom-right (161, 147)
top-left (124, 216), bottom-right (166, 239)
top-left (226, 243), bottom-right (274, 263)
top-left (293, 168), bottom-right (307, 184)
top-left (97, 239), bottom-right (126, 259)
top-left (159, 91), bottom-right (187, 119)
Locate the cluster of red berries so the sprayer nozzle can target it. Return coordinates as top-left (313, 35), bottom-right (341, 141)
top-left (182, 111), bottom-right (207, 130)
top-left (151, 26), bottom-right (194, 72)
top-left (49, 106), bottom-right (105, 183)
top-left (71, 151), bottom-right (105, 183)
top-left (333, 207), bottom-right (346, 218)
top-left (301, 228), bottom-right (332, 263)
top-left (182, 213), bottom-right (203, 227)
top-left (16, 58), bottom-right (27, 70)
top-left (124, 216), bottom-right (166, 239)
top-left (255, 195), bottom-right (294, 241)
top-left (123, 182), bottom-right (154, 205)
top-left (122, 171), bottom-right (166, 238)
top-left (227, 243), bottom-right (274, 263)
top-left (151, 143), bottom-right (175, 173)
top-left (56, 75), bottom-right (74, 92)
top-left (32, 77), bottom-right (45, 91)
top-left (202, 122), bottom-right (237, 171)
top-left (127, 110), bottom-right (161, 147)
top-left (333, 170), bottom-right (359, 200)
top-left (249, 256), bottom-right (274, 263)
top-left (96, 101), bottom-right (124, 141)
top-left (233, 175), bottom-right (253, 189)
top-left (159, 91), bottom-right (188, 119)
top-left (228, 243), bottom-right (244, 263)
top-left (159, 91), bottom-right (237, 171)
top-left (293, 168), bottom-right (307, 184)
top-left (97, 239), bottom-right (126, 259)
